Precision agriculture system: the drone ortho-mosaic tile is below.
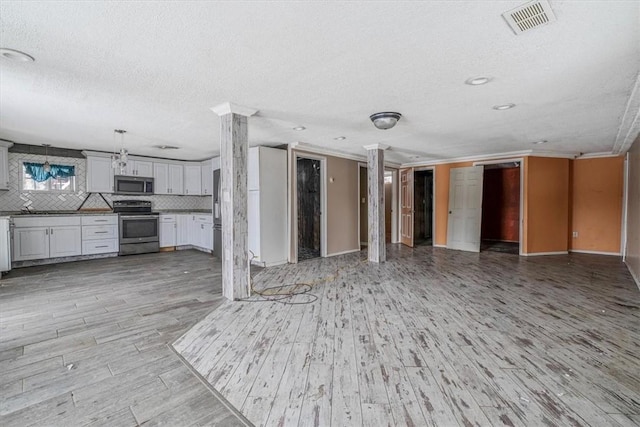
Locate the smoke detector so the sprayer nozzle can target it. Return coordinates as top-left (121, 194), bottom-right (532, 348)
top-left (502, 0), bottom-right (556, 35)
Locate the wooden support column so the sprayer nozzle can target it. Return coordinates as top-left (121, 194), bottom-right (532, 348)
top-left (364, 144), bottom-right (388, 263)
top-left (211, 102), bottom-right (257, 301)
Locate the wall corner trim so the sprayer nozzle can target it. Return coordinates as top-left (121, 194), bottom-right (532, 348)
top-left (613, 74), bottom-right (640, 155)
top-left (210, 102), bottom-right (258, 117)
top-left (625, 261), bottom-right (640, 290)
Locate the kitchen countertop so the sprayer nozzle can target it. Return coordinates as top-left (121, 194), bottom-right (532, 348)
top-left (0, 210), bottom-right (117, 217)
top-left (156, 209), bottom-right (212, 214)
top-left (0, 209), bottom-right (212, 217)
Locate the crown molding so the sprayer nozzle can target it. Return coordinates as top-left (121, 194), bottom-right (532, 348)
top-left (290, 142), bottom-right (401, 168)
top-left (576, 151), bottom-right (623, 159)
top-left (613, 74), bottom-right (640, 155)
top-left (290, 142), bottom-right (622, 170)
top-left (210, 102), bottom-right (258, 117)
top-left (363, 144), bottom-right (389, 151)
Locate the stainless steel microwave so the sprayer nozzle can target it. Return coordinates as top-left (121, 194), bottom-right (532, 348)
top-left (114, 175), bottom-right (154, 195)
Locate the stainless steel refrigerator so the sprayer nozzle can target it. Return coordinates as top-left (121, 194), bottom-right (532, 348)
top-left (212, 168), bottom-right (222, 259)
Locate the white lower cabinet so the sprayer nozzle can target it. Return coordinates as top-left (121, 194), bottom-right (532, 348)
top-left (81, 215), bottom-right (118, 255)
top-left (13, 228), bottom-right (50, 261)
top-left (159, 215), bottom-right (177, 248)
top-left (177, 215), bottom-right (191, 246)
top-left (13, 216), bottom-right (82, 261)
top-left (168, 214), bottom-right (213, 252)
top-left (49, 226), bottom-right (82, 258)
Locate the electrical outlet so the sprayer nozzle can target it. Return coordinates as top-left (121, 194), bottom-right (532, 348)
top-left (572, 231), bottom-right (578, 238)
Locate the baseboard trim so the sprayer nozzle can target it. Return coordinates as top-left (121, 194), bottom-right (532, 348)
top-left (433, 244), bottom-right (447, 248)
top-left (569, 249), bottom-right (622, 256)
top-left (251, 259), bottom-right (288, 267)
top-left (521, 251), bottom-right (569, 257)
top-left (327, 248), bottom-right (361, 257)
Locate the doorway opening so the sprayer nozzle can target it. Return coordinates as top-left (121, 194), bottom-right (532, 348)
top-left (359, 166), bottom-right (394, 248)
top-left (480, 162), bottom-right (521, 255)
top-left (297, 157), bottom-right (322, 261)
top-left (413, 169), bottom-right (434, 246)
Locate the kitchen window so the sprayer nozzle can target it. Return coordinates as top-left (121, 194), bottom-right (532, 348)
top-left (21, 161), bottom-right (76, 192)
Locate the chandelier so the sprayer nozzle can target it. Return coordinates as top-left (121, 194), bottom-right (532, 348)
top-left (111, 129), bottom-right (128, 173)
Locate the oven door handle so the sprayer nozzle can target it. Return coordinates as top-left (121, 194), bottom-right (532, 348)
top-left (120, 215), bottom-right (159, 220)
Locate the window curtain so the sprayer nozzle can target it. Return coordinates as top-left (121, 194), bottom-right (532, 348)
top-left (23, 162), bottom-right (75, 182)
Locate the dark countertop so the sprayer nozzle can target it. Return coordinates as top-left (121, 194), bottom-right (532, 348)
top-left (1, 209), bottom-right (213, 217)
top-left (156, 209), bottom-right (212, 214)
top-left (0, 210), bottom-right (117, 217)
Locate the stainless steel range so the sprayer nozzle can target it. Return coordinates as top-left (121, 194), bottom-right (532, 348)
top-left (113, 200), bottom-right (159, 255)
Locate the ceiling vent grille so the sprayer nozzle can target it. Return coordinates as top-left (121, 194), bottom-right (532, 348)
top-left (502, 0), bottom-right (556, 35)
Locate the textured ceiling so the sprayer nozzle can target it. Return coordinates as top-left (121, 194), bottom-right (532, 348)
top-left (0, 1), bottom-right (639, 164)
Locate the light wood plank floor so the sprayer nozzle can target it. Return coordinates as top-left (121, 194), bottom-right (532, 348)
top-left (175, 245), bottom-right (640, 427)
top-left (0, 250), bottom-right (248, 427)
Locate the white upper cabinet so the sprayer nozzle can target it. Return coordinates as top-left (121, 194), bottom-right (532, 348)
top-left (201, 160), bottom-right (213, 196)
top-left (84, 153), bottom-right (114, 193)
top-left (153, 162), bottom-right (183, 195)
top-left (153, 162), bottom-right (169, 194)
top-left (184, 164), bottom-right (202, 195)
top-left (0, 141), bottom-right (11, 191)
top-left (123, 159), bottom-right (153, 177)
top-left (134, 160), bottom-right (153, 177)
top-left (169, 164), bottom-right (184, 195)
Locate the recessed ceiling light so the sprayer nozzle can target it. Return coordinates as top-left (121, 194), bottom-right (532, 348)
top-left (493, 103), bottom-right (516, 110)
top-left (532, 140), bottom-right (548, 145)
top-left (334, 136), bottom-right (346, 141)
top-left (465, 76), bottom-right (492, 85)
top-left (0, 48), bottom-right (35, 62)
top-left (293, 126), bottom-right (306, 131)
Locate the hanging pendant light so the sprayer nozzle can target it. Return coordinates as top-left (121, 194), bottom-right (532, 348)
top-left (42, 144), bottom-right (52, 172)
top-left (111, 129), bottom-right (128, 174)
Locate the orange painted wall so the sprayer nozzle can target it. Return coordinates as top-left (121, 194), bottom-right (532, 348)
top-left (569, 156), bottom-right (624, 253)
top-left (525, 157), bottom-right (570, 253)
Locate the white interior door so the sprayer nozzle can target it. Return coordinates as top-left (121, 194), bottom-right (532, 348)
top-left (447, 166), bottom-right (484, 252)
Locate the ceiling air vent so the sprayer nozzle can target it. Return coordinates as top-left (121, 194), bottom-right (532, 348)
top-left (502, 0), bottom-right (556, 35)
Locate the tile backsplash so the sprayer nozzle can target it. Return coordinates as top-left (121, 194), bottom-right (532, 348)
top-left (0, 153), bottom-right (212, 212)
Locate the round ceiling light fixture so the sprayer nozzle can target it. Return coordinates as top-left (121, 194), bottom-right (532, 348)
top-left (370, 112), bottom-right (402, 130)
top-left (0, 48), bottom-right (35, 62)
top-left (293, 126), bottom-right (306, 131)
top-left (465, 76), bottom-right (492, 85)
top-left (334, 136), bottom-right (346, 141)
top-left (492, 103), bottom-right (516, 110)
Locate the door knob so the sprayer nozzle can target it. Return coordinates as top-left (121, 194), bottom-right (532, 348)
top-left (449, 211), bottom-right (452, 214)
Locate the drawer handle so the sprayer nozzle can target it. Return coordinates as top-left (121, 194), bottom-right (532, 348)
top-left (94, 220), bottom-right (108, 222)
top-left (95, 245), bottom-right (109, 248)
top-left (94, 231), bottom-right (109, 234)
